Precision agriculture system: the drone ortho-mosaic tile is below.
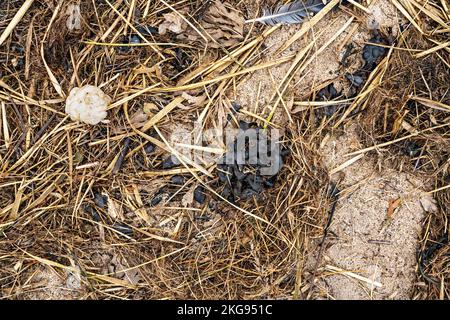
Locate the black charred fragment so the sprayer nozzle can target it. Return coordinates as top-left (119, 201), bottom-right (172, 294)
top-left (318, 83), bottom-right (339, 101)
top-left (171, 175), bottom-right (185, 185)
top-left (171, 48), bottom-right (192, 73)
top-left (216, 124), bottom-right (286, 202)
top-left (404, 141), bottom-right (421, 157)
top-left (280, 148), bottom-right (291, 157)
top-left (136, 25), bottom-right (158, 36)
top-left (346, 73), bottom-right (365, 87)
top-left (117, 33), bottom-right (144, 53)
top-left (162, 156), bottom-right (179, 169)
top-left (194, 186), bottom-right (206, 204)
top-left (150, 190), bottom-right (165, 206)
top-left (144, 142), bottom-right (155, 154)
top-left (84, 205), bottom-right (100, 222)
top-left (418, 235), bottom-right (448, 285)
top-left (264, 175), bottom-right (277, 188)
top-left (93, 193), bottom-right (107, 209)
top-left (221, 186), bottom-right (232, 199)
top-left (239, 120), bottom-right (257, 130)
top-left (341, 43), bottom-right (355, 67)
top-left (313, 83), bottom-right (342, 120)
top-left (117, 35), bottom-right (132, 53)
top-left (129, 34), bottom-right (141, 44)
top-left (217, 164), bottom-right (231, 182)
top-left (362, 35), bottom-right (387, 71)
top-left (227, 102), bottom-right (242, 122)
top-left (208, 201), bottom-right (217, 210)
top-left (344, 31), bottom-right (389, 91)
top-left (113, 138), bottom-right (131, 174)
top-left (231, 102), bottom-right (242, 114)
top-left (112, 223), bottom-right (133, 237)
top-left (194, 214), bottom-right (211, 221)
top-left (319, 83), bottom-right (341, 117)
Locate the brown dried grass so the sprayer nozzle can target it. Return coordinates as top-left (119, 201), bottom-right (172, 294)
top-left (0, 0), bottom-right (448, 300)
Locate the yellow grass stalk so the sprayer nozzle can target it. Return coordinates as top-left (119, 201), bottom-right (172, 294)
top-left (0, 0), bottom-right (35, 46)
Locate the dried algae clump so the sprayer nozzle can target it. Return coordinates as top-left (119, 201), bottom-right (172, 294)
top-left (65, 85), bottom-right (111, 125)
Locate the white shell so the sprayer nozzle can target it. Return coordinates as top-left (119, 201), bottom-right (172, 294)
top-left (65, 85), bottom-right (111, 125)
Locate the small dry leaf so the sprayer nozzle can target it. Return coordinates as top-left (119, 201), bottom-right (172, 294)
top-left (107, 196), bottom-right (124, 221)
top-left (182, 92), bottom-right (206, 106)
top-left (143, 102), bottom-right (159, 115)
top-left (129, 110), bottom-right (149, 128)
top-left (420, 194), bottom-right (438, 213)
top-left (179, 0), bottom-right (244, 48)
top-left (387, 198), bottom-right (402, 219)
top-left (13, 260), bottom-right (23, 272)
top-left (159, 12), bottom-right (187, 35)
top-left (181, 187), bottom-right (195, 207)
top-left (392, 113), bottom-right (405, 135)
top-left (66, 4), bottom-right (82, 31)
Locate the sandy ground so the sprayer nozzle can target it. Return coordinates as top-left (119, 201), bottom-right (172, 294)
top-left (305, 124), bottom-right (431, 299)
top-left (10, 266), bottom-right (84, 300)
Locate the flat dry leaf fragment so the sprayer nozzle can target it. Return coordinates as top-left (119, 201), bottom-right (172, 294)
top-left (143, 102), bottom-right (159, 115)
top-left (180, 0), bottom-right (244, 48)
top-left (158, 12), bottom-right (188, 35)
top-left (66, 4), bottom-right (82, 31)
top-left (181, 92), bottom-right (206, 107)
top-left (181, 187), bottom-right (195, 207)
top-left (129, 110), bottom-right (149, 128)
top-left (107, 196), bottom-right (124, 221)
top-left (420, 194), bottom-right (438, 213)
top-left (387, 197), bottom-right (402, 219)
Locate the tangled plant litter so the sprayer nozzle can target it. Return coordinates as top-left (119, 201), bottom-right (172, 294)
top-left (0, 0), bottom-right (448, 300)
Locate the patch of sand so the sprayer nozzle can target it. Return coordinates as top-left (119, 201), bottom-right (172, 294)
top-left (307, 124), bottom-right (430, 299)
top-left (16, 266), bottom-right (84, 300)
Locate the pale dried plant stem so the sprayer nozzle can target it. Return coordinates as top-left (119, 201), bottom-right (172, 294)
top-left (0, 0), bottom-right (35, 46)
